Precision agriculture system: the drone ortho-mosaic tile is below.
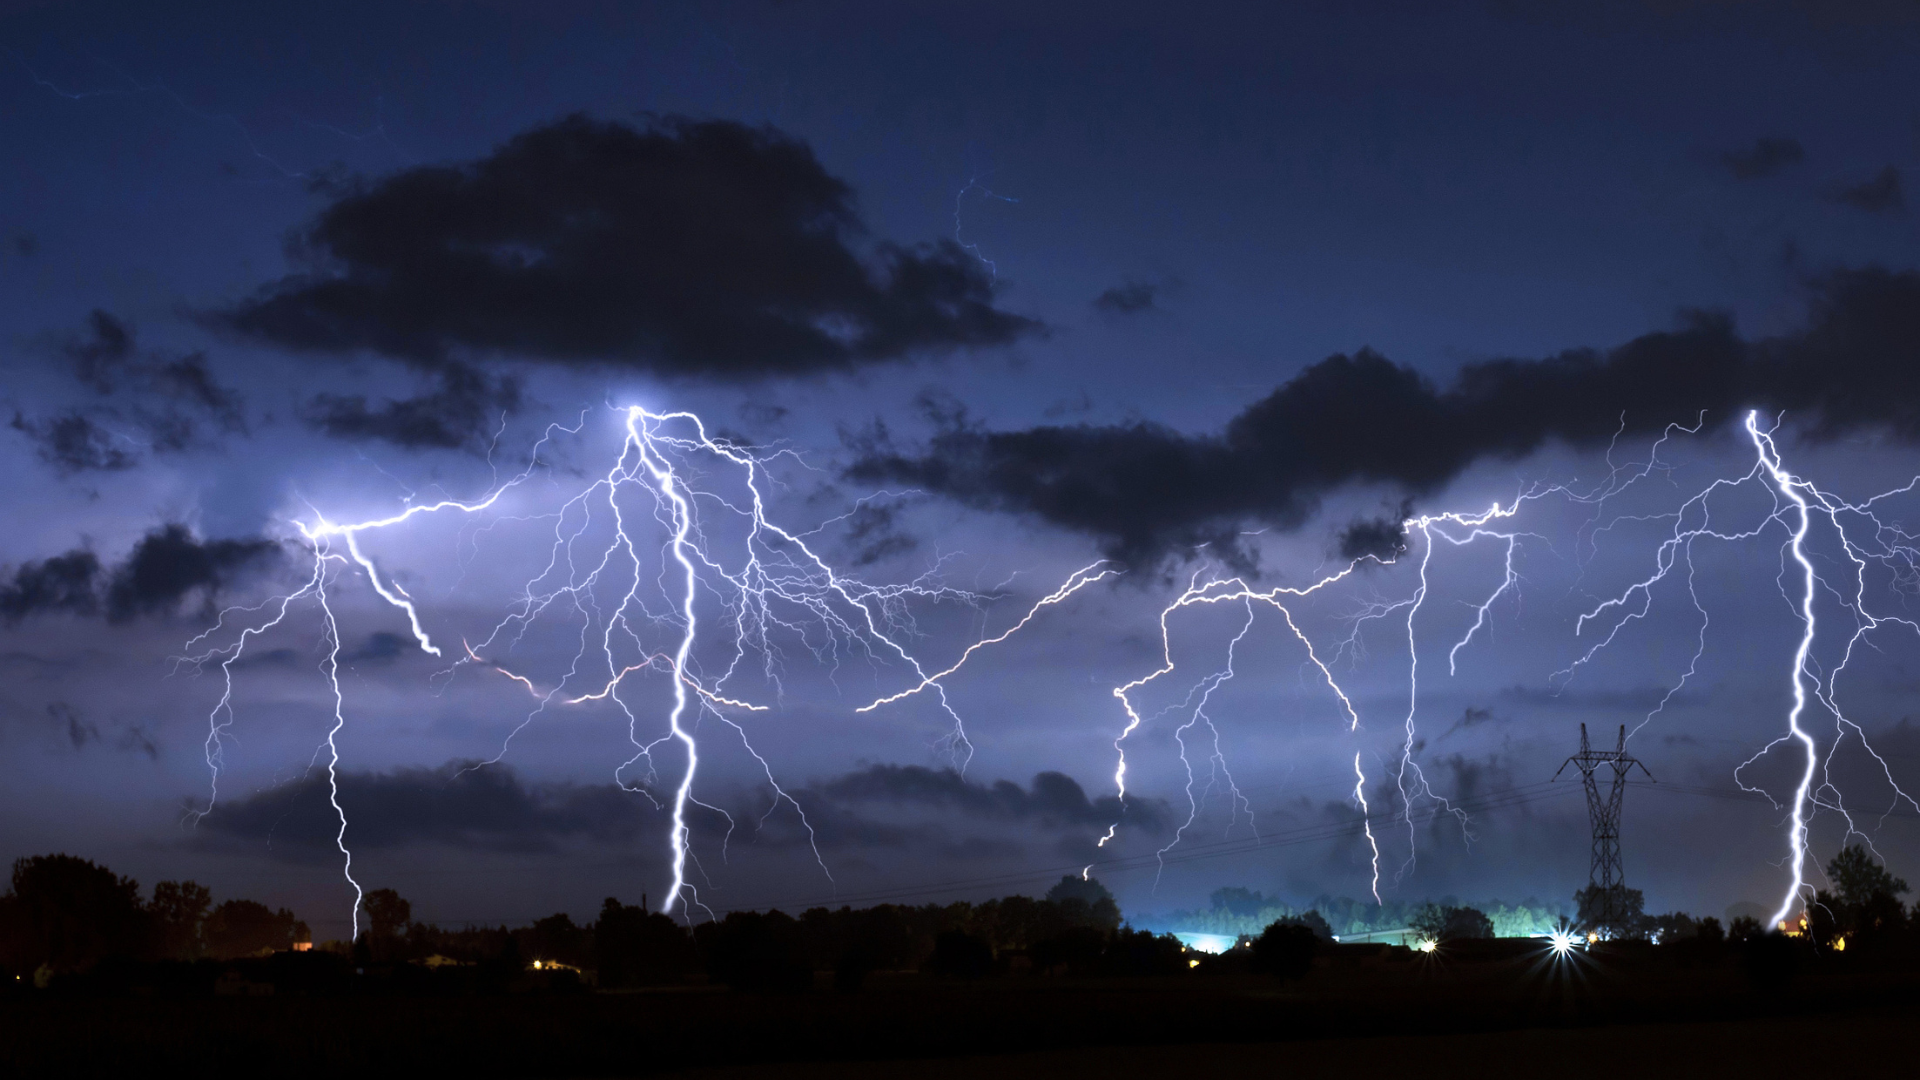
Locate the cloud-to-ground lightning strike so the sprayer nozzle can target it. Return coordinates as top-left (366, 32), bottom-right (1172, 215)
top-left (179, 406), bottom-right (1103, 933)
top-left (175, 400), bottom-right (1920, 932)
top-left (1091, 411), bottom-right (1917, 917)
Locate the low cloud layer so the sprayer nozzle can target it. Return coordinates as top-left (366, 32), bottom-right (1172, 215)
top-left (807, 763), bottom-right (1168, 834)
top-left (195, 760), bottom-right (1168, 864)
top-left (849, 267), bottom-right (1920, 569)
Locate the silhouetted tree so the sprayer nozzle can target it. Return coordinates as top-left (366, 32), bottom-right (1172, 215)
top-left (1250, 919), bottom-right (1319, 980)
top-left (1284, 910), bottom-right (1335, 941)
top-left (1695, 916), bottom-right (1725, 945)
top-left (596, 897), bottom-right (697, 986)
top-left (7, 854), bottom-right (150, 972)
top-left (147, 880), bottom-right (211, 960)
top-left (1808, 844), bottom-right (1909, 947)
top-left (698, 909), bottom-right (812, 992)
top-left (1102, 927), bottom-right (1189, 976)
top-left (1045, 875), bottom-right (1122, 931)
top-left (205, 899), bottom-right (306, 959)
top-left (1574, 884), bottom-right (1645, 939)
top-left (1411, 903), bottom-right (1494, 942)
top-left (364, 888), bottom-right (411, 937)
top-left (517, 912), bottom-right (593, 969)
top-left (1727, 914), bottom-right (1763, 941)
top-left (1645, 911), bottom-right (1698, 943)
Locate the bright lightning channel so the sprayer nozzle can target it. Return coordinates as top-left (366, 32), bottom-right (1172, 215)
top-left (179, 406), bottom-right (1100, 934)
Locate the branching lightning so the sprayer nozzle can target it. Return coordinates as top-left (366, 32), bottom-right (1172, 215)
top-left (179, 406), bottom-right (1101, 933)
top-left (1093, 412), bottom-right (1917, 918)
top-left (175, 400), bottom-right (1920, 932)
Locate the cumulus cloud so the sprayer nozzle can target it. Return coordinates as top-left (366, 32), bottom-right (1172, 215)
top-left (220, 115), bottom-right (1039, 380)
top-left (303, 363), bottom-right (521, 450)
top-left (10, 311), bottom-right (246, 472)
top-left (849, 267), bottom-right (1920, 570)
top-left (1720, 136), bottom-right (1805, 180)
top-left (9, 411), bottom-right (139, 473)
top-left (0, 524), bottom-right (282, 623)
top-left (343, 631), bottom-right (416, 664)
top-left (806, 763), bottom-right (1169, 834)
top-left (1093, 279), bottom-right (1157, 314)
top-left (1832, 165), bottom-right (1903, 214)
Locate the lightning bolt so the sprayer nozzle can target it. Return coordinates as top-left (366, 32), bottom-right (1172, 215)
top-left (1086, 412), bottom-right (1920, 911)
top-left (1557, 411), bottom-right (1920, 930)
top-left (179, 405), bottom-right (1100, 930)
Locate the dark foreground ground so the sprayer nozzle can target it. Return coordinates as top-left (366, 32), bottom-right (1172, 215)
top-left (6, 945), bottom-right (1916, 1077)
top-left (673, 1008), bottom-right (1914, 1080)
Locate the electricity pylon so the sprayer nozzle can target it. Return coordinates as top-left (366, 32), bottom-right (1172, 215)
top-left (1553, 723), bottom-right (1652, 934)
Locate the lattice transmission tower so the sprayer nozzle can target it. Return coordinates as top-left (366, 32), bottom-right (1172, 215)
top-left (1553, 723), bottom-right (1653, 933)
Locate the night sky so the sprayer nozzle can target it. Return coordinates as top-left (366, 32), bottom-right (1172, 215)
top-left (4, 0), bottom-right (1920, 940)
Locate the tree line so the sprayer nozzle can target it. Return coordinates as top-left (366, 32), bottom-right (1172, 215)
top-left (1, 854), bottom-right (1216, 990)
top-left (8, 844), bottom-right (1911, 993)
top-left (0, 854), bottom-right (308, 975)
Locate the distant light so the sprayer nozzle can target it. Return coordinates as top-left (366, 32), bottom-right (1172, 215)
top-left (1547, 929), bottom-right (1578, 957)
top-left (1834, 937), bottom-right (1846, 952)
top-left (1188, 958), bottom-right (1201, 968)
top-left (1173, 932), bottom-right (1236, 955)
top-left (532, 960), bottom-right (543, 969)
top-left (1416, 939), bottom-right (1438, 953)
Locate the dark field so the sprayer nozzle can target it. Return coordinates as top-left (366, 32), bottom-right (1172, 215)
top-left (6, 944), bottom-right (1916, 1078)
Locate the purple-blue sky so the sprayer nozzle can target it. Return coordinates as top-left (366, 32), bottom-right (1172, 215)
top-left (3, 0), bottom-right (1920, 938)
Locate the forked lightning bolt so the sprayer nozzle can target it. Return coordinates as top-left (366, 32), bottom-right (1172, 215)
top-left (179, 406), bottom-right (1100, 933)
top-left (1093, 412), bottom-right (1917, 915)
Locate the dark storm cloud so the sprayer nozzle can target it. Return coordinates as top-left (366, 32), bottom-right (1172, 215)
top-left (744, 763), bottom-right (1172, 860)
top-left (1337, 499), bottom-right (1414, 561)
top-left (850, 267), bottom-right (1920, 570)
top-left (343, 631), bottom-right (414, 664)
top-left (221, 115), bottom-right (1039, 378)
top-left (196, 759), bottom-right (1156, 863)
top-left (838, 500), bottom-right (919, 566)
top-left (10, 311), bottom-right (247, 471)
top-left (62, 309), bottom-right (136, 393)
top-left (0, 524), bottom-right (282, 623)
top-left (46, 702), bottom-right (98, 750)
top-left (151, 353), bottom-right (246, 430)
top-left (303, 363), bottom-right (521, 450)
top-left (807, 763), bottom-right (1170, 834)
top-left (10, 411), bottom-right (138, 473)
top-left (1832, 166), bottom-right (1904, 214)
top-left (1094, 279), bottom-right (1157, 314)
top-left (0, 549), bottom-right (103, 620)
top-left (1720, 136), bottom-right (1805, 180)
top-left (102, 524), bottom-right (282, 621)
top-left (196, 761), bottom-right (652, 860)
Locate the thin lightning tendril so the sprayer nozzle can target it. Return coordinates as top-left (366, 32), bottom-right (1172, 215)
top-left (179, 406), bottom-right (1099, 931)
